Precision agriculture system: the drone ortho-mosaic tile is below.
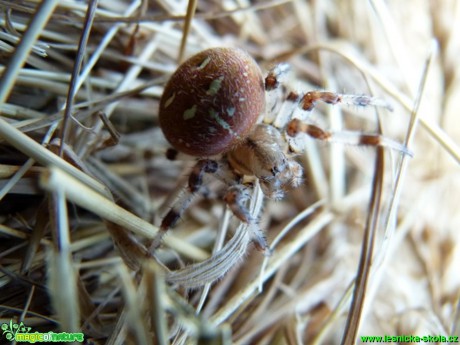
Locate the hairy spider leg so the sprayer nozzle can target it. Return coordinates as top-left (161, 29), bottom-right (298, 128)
top-left (264, 65), bottom-right (411, 155)
top-left (265, 62), bottom-right (292, 91)
top-left (286, 118), bottom-right (412, 155)
top-left (160, 159), bottom-right (218, 232)
top-left (287, 90), bottom-right (410, 155)
top-left (154, 158), bottom-right (268, 250)
top-left (264, 62), bottom-right (293, 126)
top-left (299, 91), bottom-right (394, 111)
top-left (150, 159), bottom-right (219, 250)
top-left (223, 184), bottom-right (254, 223)
top-left (224, 184), bottom-right (268, 250)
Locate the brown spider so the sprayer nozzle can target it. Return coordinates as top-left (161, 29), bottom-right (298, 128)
top-left (156, 47), bottom-right (410, 250)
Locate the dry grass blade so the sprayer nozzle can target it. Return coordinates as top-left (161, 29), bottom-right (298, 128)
top-left (342, 39), bottom-right (433, 344)
top-left (341, 146), bottom-right (385, 344)
top-left (39, 166), bottom-right (207, 260)
top-left (0, 0), bottom-right (59, 103)
top-left (177, 0), bottom-right (197, 64)
top-left (0, 117), bottom-right (110, 196)
top-left (40, 166), bottom-right (157, 239)
top-left (211, 211), bottom-right (334, 326)
top-left (116, 264), bottom-right (152, 345)
top-left (143, 261), bottom-right (169, 344)
top-left (59, 0), bottom-right (99, 157)
top-left (47, 187), bottom-right (80, 334)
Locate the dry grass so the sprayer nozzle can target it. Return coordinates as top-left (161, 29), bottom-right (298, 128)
top-left (1, 0), bottom-right (459, 344)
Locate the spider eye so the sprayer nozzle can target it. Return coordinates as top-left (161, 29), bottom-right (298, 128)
top-left (159, 47), bottom-right (265, 157)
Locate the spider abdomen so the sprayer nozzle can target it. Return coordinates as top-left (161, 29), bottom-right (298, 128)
top-left (159, 47), bottom-right (265, 156)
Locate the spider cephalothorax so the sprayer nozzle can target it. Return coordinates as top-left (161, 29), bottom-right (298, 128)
top-left (157, 47), bottom-right (409, 250)
top-left (226, 123), bottom-right (303, 200)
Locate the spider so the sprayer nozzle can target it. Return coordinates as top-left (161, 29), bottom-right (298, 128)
top-left (156, 47), bottom-right (410, 251)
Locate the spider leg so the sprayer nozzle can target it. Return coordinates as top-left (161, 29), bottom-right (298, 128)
top-left (286, 118), bottom-right (412, 156)
top-left (265, 62), bottom-right (291, 91)
top-left (299, 91), bottom-right (393, 111)
top-left (270, 89), bottom-right (395, 129)
top-left (264, 63), bottom-right (293, 126)
top-left (151, 159), bottom-right (219, 249)
top-left (263, 70), bottom-right (410, 155)
top-left (161, 159), bottom-right (218, 230)
top-left (223, 184), bottom-right (268, 251)
top-left (223, 185), bottom-right (254, 223)
top-left (264, 63), bottom-right (396, 129)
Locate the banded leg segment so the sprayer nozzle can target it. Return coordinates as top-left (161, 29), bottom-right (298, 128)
top-left (286, 118), bottom-right (412, 156)
top-left (151, 160), bottom-right (220, 250)
top-left (160, 159), bottom-right (218, 231)
top-left (265, 62), bottom-right (291, 91)
top-left (223, 185), bottom-right (254, 224)
top-left (223, 184), bottom-right (268, 250)
top-left (299, 91), bottom-right (393, 111)
top-left (264, 62), bottom-right (394, 129)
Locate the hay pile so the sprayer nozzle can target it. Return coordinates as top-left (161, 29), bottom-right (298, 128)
top-left (0, 1), bottom-right (459, 344)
